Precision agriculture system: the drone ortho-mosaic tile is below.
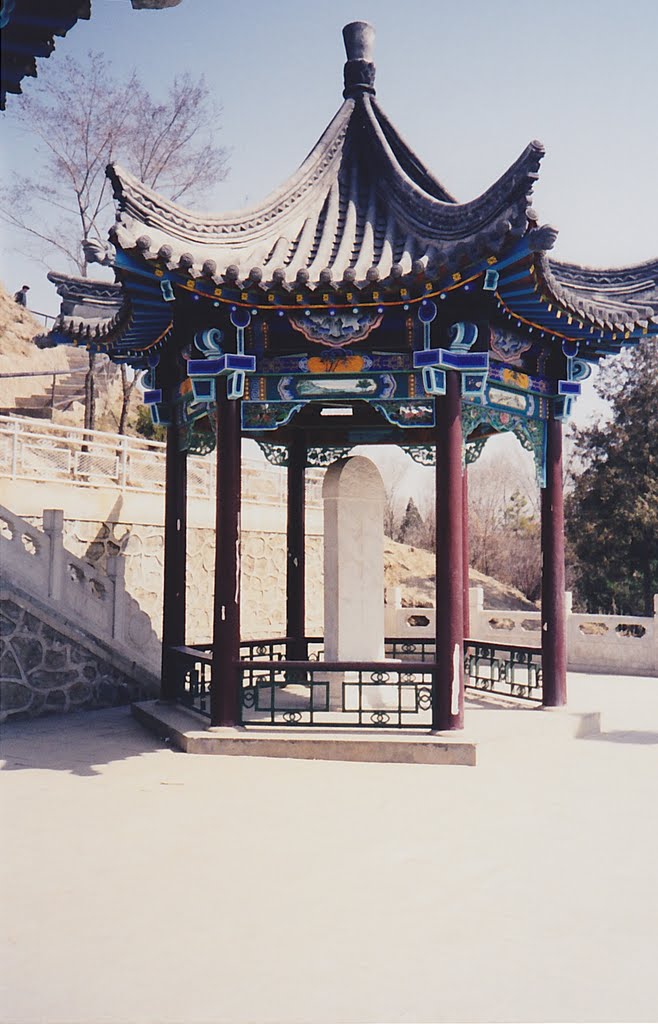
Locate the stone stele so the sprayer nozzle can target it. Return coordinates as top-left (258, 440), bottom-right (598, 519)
top-left (322, 456), bottom-right (385, 663)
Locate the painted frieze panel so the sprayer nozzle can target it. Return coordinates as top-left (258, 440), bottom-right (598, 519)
top-left (487, 359), bottom-right (552, 396)
top-left (257, 349), bottom-right (410, 374)
top-left (241, 402), bottom-right (305, 431)
top-left (288, 309), bottom-right (384, 347)
top-left (488, 325), bottom-right (534, 367)
top-left (373, 401), bottom-right (435, 428)
top-left (277, 374), bottom-right (396, 402)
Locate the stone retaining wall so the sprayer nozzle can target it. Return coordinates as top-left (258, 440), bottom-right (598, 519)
top-left (55, 518), bottom-right (324, 647)
top-left (0, 587), bottom-right (157, 722)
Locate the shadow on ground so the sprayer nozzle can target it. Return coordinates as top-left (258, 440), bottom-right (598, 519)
top-left (585, 729), bottom-right (658, 745)
top-left (0, 705), bottom-right (170, 776)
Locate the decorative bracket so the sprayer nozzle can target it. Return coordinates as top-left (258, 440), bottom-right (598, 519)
top-left (188, 312), bottom-right (256, 402)
top-left (554, 340), bottom-right (587, 421)
top-left (414, 348), bottom-right (489, 400)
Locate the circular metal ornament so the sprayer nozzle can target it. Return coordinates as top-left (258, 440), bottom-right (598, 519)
top-left (418, 299), bottom-right (437, 323)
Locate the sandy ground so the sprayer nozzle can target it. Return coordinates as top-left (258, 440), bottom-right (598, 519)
top-left (1, 672), bottom-right (658, 1024)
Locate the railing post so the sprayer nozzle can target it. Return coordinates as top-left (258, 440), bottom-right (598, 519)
top-left (107, 555), bottom-right (125, 641)
top-left (10, 419), bottom-right (20, 479)
top-left (119, 436), bottom-right (128, 491)
top-left (42, 509), bottom-right (64, 601)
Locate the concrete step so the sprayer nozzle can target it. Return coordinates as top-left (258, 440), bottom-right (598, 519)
top-left (53, 384), bottom-right (85, 398)
top-left (15, 395), bottom-right (52, 409)
top-left (0, 405), bottom-right (52, 420)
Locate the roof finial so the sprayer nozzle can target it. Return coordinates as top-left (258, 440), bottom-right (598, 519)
top-left (342, 21), bottom-right (376, 98)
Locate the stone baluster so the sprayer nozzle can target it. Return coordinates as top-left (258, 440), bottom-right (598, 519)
top-left (42, 509), bottom-right (64, 602)
top-left (107, 555), bottom-right (125, 642)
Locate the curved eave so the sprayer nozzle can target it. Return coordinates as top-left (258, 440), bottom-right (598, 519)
top-left (107, 93), bottom-right (544, 291)
top-left (496, 252), bottom-right (658, 357)
top-left (42, 269), bottom-right (172, 361)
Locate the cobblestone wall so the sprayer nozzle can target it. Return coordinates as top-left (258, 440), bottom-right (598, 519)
top-left (0, 595), bottom-right (152, 721)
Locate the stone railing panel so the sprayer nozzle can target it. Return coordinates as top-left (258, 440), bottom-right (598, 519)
top-left (387, 586), bottom-right (658, 677)
top-left (0, 507), bottom-right (52, 596)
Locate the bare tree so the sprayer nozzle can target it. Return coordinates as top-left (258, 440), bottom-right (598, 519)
top-left (381, 457), bottom-right (408, 540)
top-left (1, 53), bottom-right (229, 430)
top-left (468, 443), bottom-right (541, 600)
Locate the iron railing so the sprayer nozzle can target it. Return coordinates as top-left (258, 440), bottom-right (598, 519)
top-left (464, 640), bottom-right (542, 702)
top-left (170, 636), bottom-right (544, 726)
top-left (385, 637), bottom-right (436, 662)
top-left (239, 659), bottom-right (435, 728)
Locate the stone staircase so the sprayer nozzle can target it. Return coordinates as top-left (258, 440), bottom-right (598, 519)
top-left (1, 348), bottom-right (105, 420)
top-left (0, 503), bottom-right (159, 721)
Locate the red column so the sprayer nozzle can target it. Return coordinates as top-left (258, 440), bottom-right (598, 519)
top-left (433, 371), bottom-right (465, 730)
top-left (211, 391), bottom-right (242, 726)
top-left (541, 412), bottom-right (567, 706)
top-left (160, 409), bottom-right (187, 702)
top-left (462, 467), bottom-right (470, 639)
top-left (286, 435), bottom-right (307, 661)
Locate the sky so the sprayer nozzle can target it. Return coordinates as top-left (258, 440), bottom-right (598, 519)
top-left (1, 0), bottom-right (657, 430)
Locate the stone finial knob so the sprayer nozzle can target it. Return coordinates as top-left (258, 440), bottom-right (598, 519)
top-left (342, 21), bottom-right (375, 62)
top-left (342, 21), bottom-right (376, 98)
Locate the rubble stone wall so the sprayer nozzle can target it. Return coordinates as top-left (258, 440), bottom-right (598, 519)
top-left (0, 591), bottom-right (156, 722)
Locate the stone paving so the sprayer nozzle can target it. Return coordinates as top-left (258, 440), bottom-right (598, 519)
top-left (1, 672), bottom-right (658, 1024)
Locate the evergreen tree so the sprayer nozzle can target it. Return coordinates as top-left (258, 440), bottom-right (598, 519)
top-left (566, 340), bottom-right (658, 615)
top-left (398, 497), bottom-right (426, 547)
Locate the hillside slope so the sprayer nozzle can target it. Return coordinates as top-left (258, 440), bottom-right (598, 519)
top-left (385, 538), bottom-right (536, 611)
top-left (0, 282), bottom-right (70, 407)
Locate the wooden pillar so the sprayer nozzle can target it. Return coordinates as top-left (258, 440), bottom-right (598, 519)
top-left (541, 411), bottom-right (567, 706)
top-left (160, 410), bottom-right (187, 701)
top-left (433, 371), bottom-right (465, 730)
top-left (286, 434), bottom-right (307, 661)
top-left (211, 391), bottom-right (242, 726)
top-left (462, 467), bottom-right (470, 638)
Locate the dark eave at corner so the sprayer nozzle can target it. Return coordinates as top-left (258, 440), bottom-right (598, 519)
top-left (0, 0), bottom-right (91, 110)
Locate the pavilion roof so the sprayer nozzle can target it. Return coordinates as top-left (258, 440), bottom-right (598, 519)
top-left (107, 22), bottom-right (547, 294)
top-left (43, 22), bottom-right (657, 362)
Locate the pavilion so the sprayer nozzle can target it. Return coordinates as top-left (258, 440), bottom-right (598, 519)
top-left (41, 22), bottom-right (658, 733)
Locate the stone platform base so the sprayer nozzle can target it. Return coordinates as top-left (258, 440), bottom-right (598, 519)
top-left (131, 700), bottom-right (478, 765)
top-left (132, 698), bottom-right (602, 765)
